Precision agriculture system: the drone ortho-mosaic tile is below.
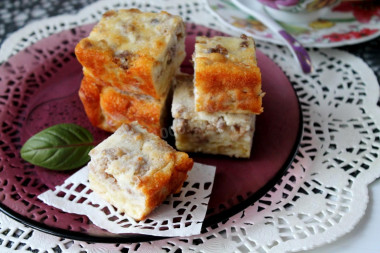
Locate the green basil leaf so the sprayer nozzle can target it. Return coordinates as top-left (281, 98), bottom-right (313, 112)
top-left (20, 123), bottom-right (94, 171)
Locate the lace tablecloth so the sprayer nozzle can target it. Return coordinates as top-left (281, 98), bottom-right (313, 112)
top-left (0, 0), bottom-right (379, 252)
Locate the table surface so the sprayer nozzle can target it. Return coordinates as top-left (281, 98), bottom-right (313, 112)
top-left (0, 0), bottom-right (379, 252)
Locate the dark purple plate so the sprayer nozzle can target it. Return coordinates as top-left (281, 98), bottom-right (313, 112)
top-left (0, 23), bottom-right (301, 243)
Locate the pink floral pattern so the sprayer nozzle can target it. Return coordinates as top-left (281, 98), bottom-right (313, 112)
top-left (322, 27), bottom-right (379, 42)
top-left (333, 1), bottom-right (380, 23)
top-left (208, 0), bottom-right (380, 47)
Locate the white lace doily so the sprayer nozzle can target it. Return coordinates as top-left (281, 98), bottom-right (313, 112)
top-left (38, 163), bottom-right (216, 237)
top-left (1, 0), bottom-right (380, 252)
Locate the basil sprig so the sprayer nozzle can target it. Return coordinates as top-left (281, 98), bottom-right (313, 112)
top-left (20, 123), bottom-right (95, 171)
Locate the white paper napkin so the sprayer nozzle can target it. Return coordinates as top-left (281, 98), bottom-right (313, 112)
top-left (38, 162), bottom-right (216, 237)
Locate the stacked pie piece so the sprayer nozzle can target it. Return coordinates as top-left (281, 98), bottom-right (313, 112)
top-left (172, 35), bottom-right (264, 158)
top-left (75, 9), bottom-right (186, 136)
top-left (75, 8), bottom-right (264, 158)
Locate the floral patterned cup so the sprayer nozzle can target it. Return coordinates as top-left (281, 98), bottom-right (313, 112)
top-left (258, 0), bottom-right (342, 23)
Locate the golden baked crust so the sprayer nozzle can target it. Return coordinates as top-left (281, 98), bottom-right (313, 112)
top-left (88, 123), bottom-right (193, 221)
top-left (79, 74), bottom-right (169, 136)
top-left (193, 35), bottom-right (264, 114)
top-left (75, 9), bottom-right (185, 100)
top-left (172, 74), bottom-right (256, 158)
top-left (76, 9), bottom-right (184, 135)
